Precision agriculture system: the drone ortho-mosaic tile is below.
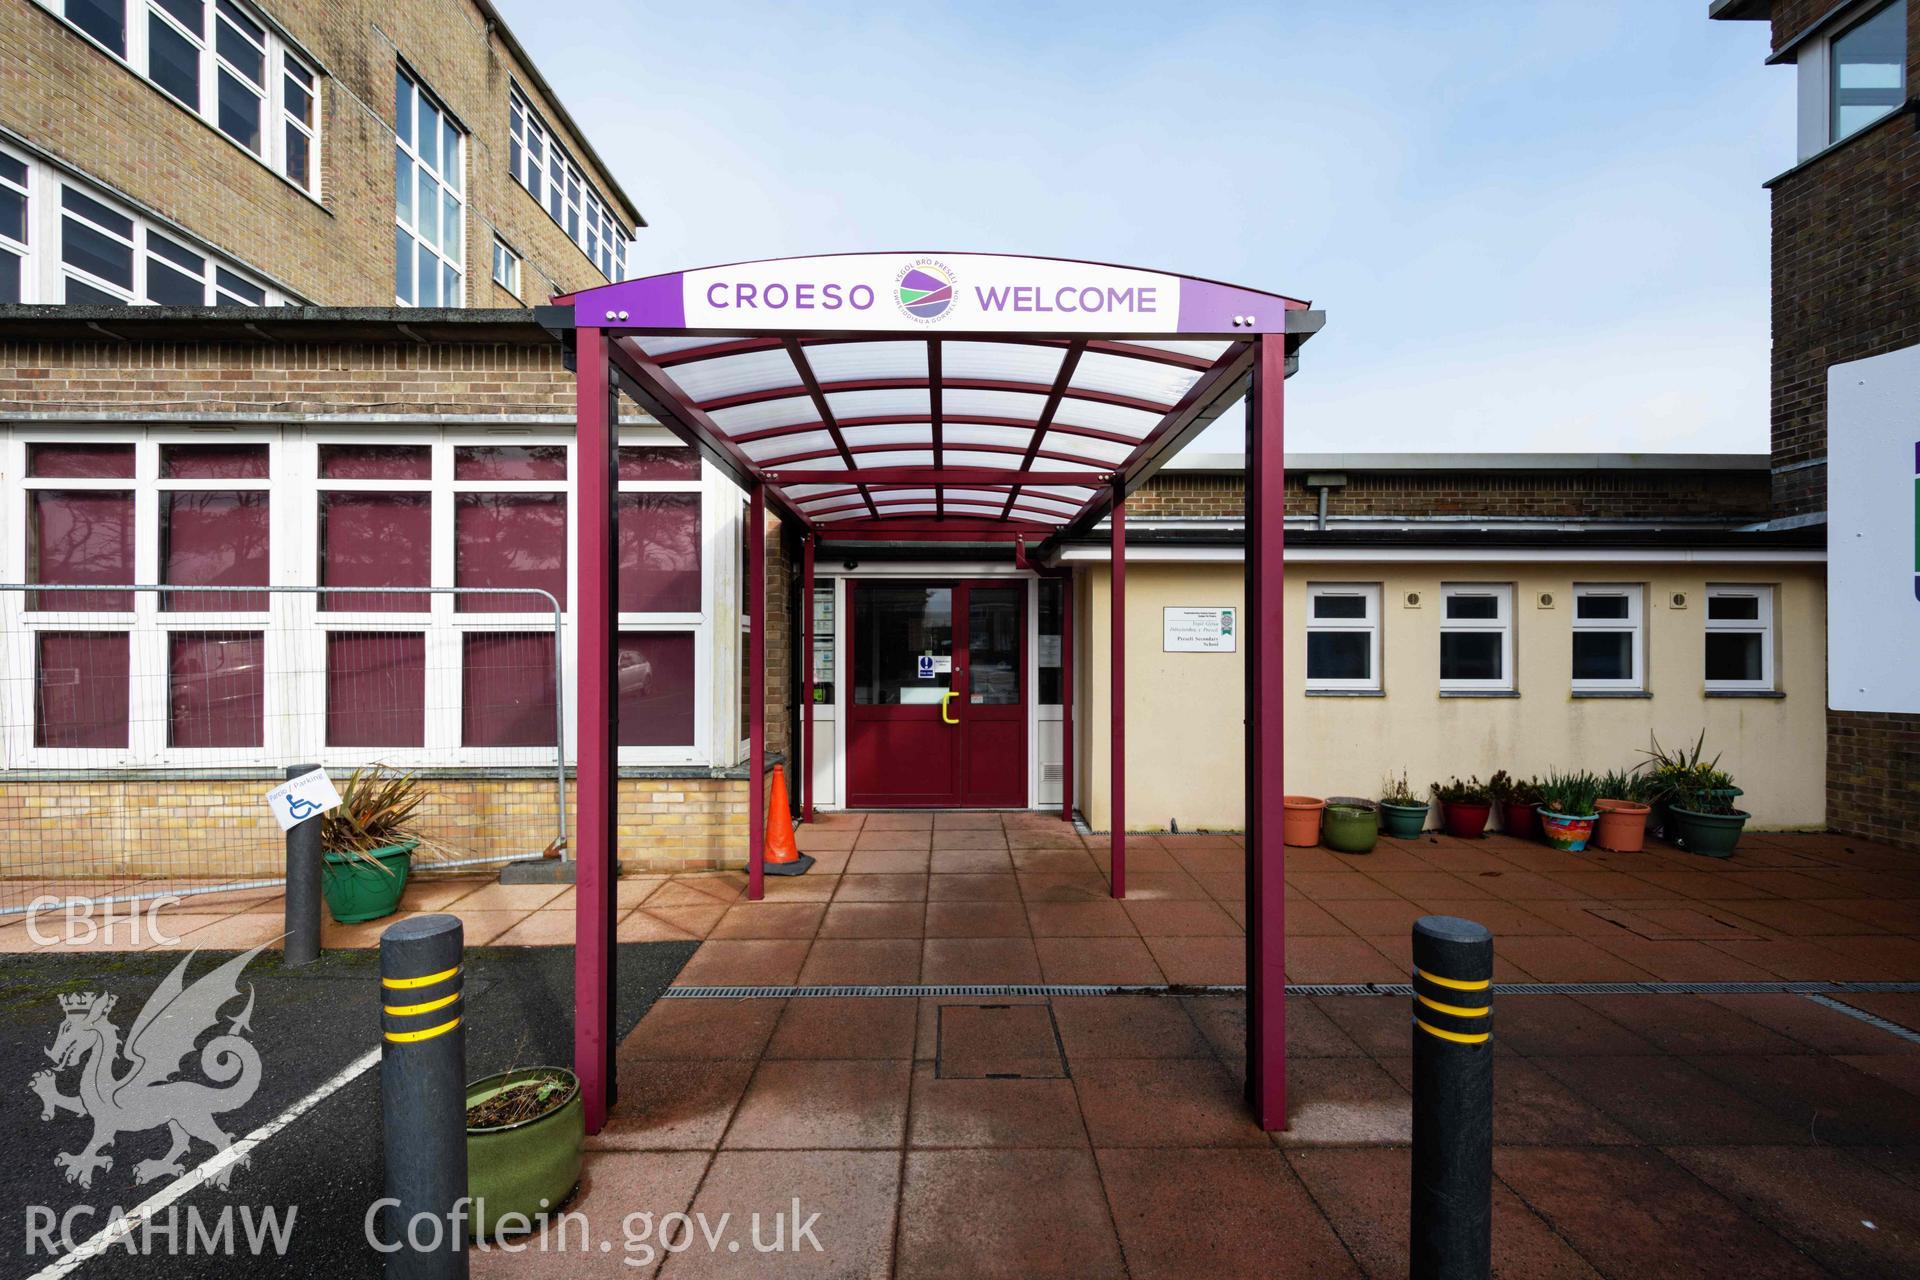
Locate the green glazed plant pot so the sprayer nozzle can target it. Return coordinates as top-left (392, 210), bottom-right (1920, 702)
top-left (1669, 807), bottom-right (1749, 859)
top-left (1322, 805), bottom-right (1379, 854)
top-left (319, 840), bottom-right (416, 924)
top-left (1537, 809), bottom-right (1598, 852)
top-left (467, 1068), bottom-right (584, 1239)
top-left (1379, 801), bottom-right (1428, 838)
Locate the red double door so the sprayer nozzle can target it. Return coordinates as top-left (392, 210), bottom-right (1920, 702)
top-left (845, 579), bottom-right (1027, 808)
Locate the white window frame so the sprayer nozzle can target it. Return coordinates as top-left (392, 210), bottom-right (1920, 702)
top-left (0, 150), bottom-right (27, 304)
top-left (0, 141), bottom-right (289, 306)
top-left (1791, 0), bottom-right (1908, 159)
top-left (1704, 584), bottom-right (1776, 692)
top-left (3, 429), bottom-right (286, 769)
top-left (1571, 583), bottom-right (1645, 693)
top-left (490, 236), bottom-right (521, 297)
top-left (1438, 582), bottom-right (1514, 693)
top-left (508, 80), bottom-right (630, 281)
top-left (615, 432), bottom-right (715, 767)
top-left (33, 0), bottom-right (323, 196)
top-left (1305, 582), bottom-right (1382, 692)
top-left (394, 64), bottom-right (465, 308)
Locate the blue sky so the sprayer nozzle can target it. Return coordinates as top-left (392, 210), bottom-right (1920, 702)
top-left (495, 1), bottom-right (1789, 455)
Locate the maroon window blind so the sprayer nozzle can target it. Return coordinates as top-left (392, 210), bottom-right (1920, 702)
top-left (27, 442), bottom-right (135, 478)
top-left (30, 490), bottom-right (134, 611)
top-left (454, 444), bottom-right (567, 481)
top-left (618, 445), bottom-right (699, 481)
top-left (326, 632), bottom-right (426, 747)
top-left (161, 443), bottom-right (269, 479)
top-left (35, 632), bottom-right (130, 748)
top-left (455, 492), bottom-right (567, 612)
top-left (162, 491), bottom-right (269, 611)
top-left (319, 491), bottom-right (431, 611)
top-left (461, 632), bottom-right (555, 747)
top-left (168, 632), bottom-right (264, 747)
top-left (617, 493), bottom-right (701, 613)
top-left (617, 632), bottom-right (696, 746)
top-left (320, 444), bottom-right (431, 480)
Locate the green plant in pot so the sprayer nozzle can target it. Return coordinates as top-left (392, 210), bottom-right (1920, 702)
top-left (1378, 771), bottom-right (1429, 838)
top-left (1535, 769), bottom-right (1602, 852)
top-left (1489, 770), bottom-right (1544, 841)
top-left (319, 766), bottom-right (432, 924)
top-left (1664, 766), bottom-right (1749, 859)
top-left (466, 1066), bottom-right (584, 1238)
top-left (1593, 767), bottom-right (1653, 853)
top-left (1322, 799), bottom-right (1379, 854)
top-left (1431, 776), bottom-right (1493, 839)
top-left (1638, 730), bottom-right (1743, 844)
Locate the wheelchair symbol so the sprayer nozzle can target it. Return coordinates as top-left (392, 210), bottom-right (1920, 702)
top-left (285, 796), bottom-right (323, 821)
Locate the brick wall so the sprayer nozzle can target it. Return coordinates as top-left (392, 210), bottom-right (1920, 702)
top-left (3, 0), bottom-right (634, 307)
top-left (0, 775), bottom-right (750, 881)
top-left (1125, 467), bottom-right (1770, 521)
top-left (1763, 2), bottom-right (1920, 852)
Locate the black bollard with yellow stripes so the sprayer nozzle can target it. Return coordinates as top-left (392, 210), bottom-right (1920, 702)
top-left (380, 914), bottom-right (469, 1279)
top-left (1410, 915), bottom-right (1493, 1280)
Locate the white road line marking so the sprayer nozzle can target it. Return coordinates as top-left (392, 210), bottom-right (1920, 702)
top-left (27, 1046), bottom-right (382, 1279)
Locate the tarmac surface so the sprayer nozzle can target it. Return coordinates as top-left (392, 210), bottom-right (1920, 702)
top-left (0, 940), bottom-right (695, 1278)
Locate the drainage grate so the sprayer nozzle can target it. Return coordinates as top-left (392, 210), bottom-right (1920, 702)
top-left (1804, 994), bottom-right (1920, 1045)
top-left (662, 980), bottom-right (1920, 1001)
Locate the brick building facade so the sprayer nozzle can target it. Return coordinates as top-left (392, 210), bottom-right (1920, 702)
top-left (3, 0), bottom-right (639, 308)
top-left (1716, 0), bottom-right (1919, 849)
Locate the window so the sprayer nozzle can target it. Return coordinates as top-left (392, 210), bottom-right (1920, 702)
top-left (26, 442), bottom-right (136, 611)
top-left (1306, 583), bottom-right (1381, 692)
top-left (395, 66), bottom-right (464, 307)
top-left (1037, 577), bottom-right (1063, 705)
top-left (618, 443), bottom-right (704, 750)
top-left (508, 82), bottom-right (630, 280)
top-left (1439, 583), bottom-right (1513, 691)
top-left (1571, 584), bottom-right (1644, 692)
top-left (159, 442), bottom-right (269, 611)
top-left (0, 153), bottom-right (26, 303)
top-left (491, 237), bottom-right (520, 296)
top-left (1705, 585), bottom-right (1775, 691)
top-left (35, 0), bottom-right (322, 193)
top-left (2, 144), bottom-right (286, 305)
top-left (1831, 1), bottom-right (1906, 142)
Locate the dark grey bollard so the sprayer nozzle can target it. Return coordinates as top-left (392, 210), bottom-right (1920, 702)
top-left (1410, 915), bottom-right (1494, 1280)
top-left (283, 763), bottom-right (322, 967)
top-left (380, 914), bottom-right (468, 1280)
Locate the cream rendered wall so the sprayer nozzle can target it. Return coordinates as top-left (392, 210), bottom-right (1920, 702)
top-left (1073, 560), bottom-right (1827, 833)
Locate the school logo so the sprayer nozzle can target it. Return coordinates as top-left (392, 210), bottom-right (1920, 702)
top-left (32, 946), bottom-right (267, 1189)
top-left (895, 259), bottom-right (956, 323)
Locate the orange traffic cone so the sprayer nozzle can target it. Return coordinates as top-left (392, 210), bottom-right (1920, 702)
top-left (763, 764), bottom-right (814, 877)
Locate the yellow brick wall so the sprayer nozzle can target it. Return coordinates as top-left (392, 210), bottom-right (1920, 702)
top-left (3, 0), bottom-right (637, 305)
top-left (0, 775), bottom-right (753, 881)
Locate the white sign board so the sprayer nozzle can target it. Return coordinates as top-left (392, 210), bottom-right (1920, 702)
top-left (1163, 606), bottom-right (1237, 653)
top-left (264, 768), bottom-right (342, 832)
top-left (1829, 344), bottom-right (1920, 712)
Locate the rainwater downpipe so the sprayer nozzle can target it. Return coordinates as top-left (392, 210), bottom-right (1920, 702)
top-left (1305, 472), bottom-right (1347, 531)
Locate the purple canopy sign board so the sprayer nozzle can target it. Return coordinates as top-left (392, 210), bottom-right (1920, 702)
top-left (569, 252), bottom-right (1302, 335)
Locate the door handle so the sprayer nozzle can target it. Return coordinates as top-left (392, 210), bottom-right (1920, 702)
top-left (940, 690), bottom-right (959, 725)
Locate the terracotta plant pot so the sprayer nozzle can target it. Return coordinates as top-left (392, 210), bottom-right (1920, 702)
top-left (1593, 799), bottom-right (1650, 853)
top-left (1282, 796), bottom-right (1326, 847)
top-left (1500, 799), bottom-right (1541, 841)
top-left (1379, 801), bottom-right (1429, 838)
top-left (1440, 800), bottom-right (1492, 839)
top-left (1537, 809), bottom-right (1598, 852)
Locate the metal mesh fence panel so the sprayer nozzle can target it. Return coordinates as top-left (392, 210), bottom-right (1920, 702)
top-left (0, 584), bottom-right (566, 915)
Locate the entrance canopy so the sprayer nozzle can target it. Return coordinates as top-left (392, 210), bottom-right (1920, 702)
top-left (550, 253), bottom-right (1320, 547)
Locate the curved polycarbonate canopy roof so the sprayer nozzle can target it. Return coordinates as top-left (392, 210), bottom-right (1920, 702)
top-left (551, 253), bottom-right (1321, 541)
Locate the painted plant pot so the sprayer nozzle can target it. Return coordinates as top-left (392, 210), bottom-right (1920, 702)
top-left (1440, 800), bottom-right (1492, 839)
top-left (1593, 799), bottom-right (1651, 853)
top-left (1537, 809), bottom-right (1598, 852)
top-left (319, 840), bottom-right (417, 924)
top-left (1500, 799), bottom-right (1541, 841)
top-left (1282, 796), bottom-right (1326, 848)
top-left (1669, 806), bottom-right (1749, 859)
top-left (1322, 804), bottom-right (1379, 854)
top-left (1379, 801), bottom-right (1429, 838)
top-left (467, 1067), bottom-right (584, 1239)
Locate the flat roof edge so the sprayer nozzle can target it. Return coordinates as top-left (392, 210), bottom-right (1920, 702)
top-left (1163, 451), bottom-right (1771, 473)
